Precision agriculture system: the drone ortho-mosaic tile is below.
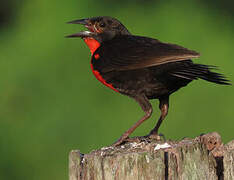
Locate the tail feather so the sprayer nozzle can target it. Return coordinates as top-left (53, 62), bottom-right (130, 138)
top-left (171, 63), bottom-right (231, 85)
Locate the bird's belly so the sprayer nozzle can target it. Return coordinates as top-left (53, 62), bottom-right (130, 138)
top-left (99, 69), bottom-right (170, 98)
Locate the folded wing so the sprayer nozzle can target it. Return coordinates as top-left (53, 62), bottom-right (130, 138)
top-left (94, 35), bottom-right (200, 73)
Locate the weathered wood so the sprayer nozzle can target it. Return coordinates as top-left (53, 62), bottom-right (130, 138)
top-left (222, 140), bottom-right (234, 180)
top-left (69, 132), bottom-right (234, 180)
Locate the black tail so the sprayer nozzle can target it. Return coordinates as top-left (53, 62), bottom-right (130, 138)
top-left (171, 63), bottom-right (231, 85)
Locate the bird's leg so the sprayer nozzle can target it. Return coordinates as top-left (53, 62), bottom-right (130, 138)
top-left (112, 95), bottom-right (152, 146)
top-left (148, 96), bottom-right (169, 139)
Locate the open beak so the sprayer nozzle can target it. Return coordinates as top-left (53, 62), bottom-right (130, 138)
top-left (66, 18), bottom-right (95, 38)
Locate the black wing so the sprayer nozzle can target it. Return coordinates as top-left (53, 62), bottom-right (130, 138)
top-left (93, 35), bottom-right (200, 73)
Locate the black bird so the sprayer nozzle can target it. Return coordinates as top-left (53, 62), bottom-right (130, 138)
top-left (67, 16), bottom-right (230, 146)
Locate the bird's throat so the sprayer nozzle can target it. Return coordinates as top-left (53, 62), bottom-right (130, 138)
top-left (83, 38), bottom-right (100, 55)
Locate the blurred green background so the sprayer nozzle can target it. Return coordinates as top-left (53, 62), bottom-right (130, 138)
top-left (0, 0), bottom-right (233, 179)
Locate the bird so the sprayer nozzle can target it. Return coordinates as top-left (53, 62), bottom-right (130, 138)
top-left (66, 16), bottom-right (230, 146)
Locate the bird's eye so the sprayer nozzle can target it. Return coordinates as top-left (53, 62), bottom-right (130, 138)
top-left (99, 22), bottom-right (106, 28)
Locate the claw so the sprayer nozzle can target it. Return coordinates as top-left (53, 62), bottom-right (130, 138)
top-left (112, 136), bottom-right (128, 147)
top-left (112, 136), bottom-right (149, 147)
top-left (145, 132), bottom-right (166, 142)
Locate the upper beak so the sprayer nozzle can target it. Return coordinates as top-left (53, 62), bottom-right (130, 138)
top-left (66, 18), bottom-right (95, 38)
top-left (67, 18), bottom-right (89, 25)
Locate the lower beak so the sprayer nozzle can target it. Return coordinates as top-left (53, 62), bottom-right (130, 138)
top-left (66, 31), bottom-right (95, 38)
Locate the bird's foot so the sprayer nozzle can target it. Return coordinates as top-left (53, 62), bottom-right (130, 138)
top-left (112, 135), bottom-right (143, 147)
top-left (145, 132), bottom-right (166, 142)
top-left (112, 134), bottom-right (129, 147)
top-left (112, 133), bottom-right (166, 147)
top-left (124, 136), bottom-right (144, 143)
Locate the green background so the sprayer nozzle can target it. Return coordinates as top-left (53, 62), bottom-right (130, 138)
top-left (0, 0), bottom-right (233, 179)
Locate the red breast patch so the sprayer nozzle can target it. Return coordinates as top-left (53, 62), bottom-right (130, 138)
top-left (90, 64), bottom-right (119, 93)
top-left (83, 38), bottom-right (119, 93)
top-left (83, 38), bottom-right (100, 55)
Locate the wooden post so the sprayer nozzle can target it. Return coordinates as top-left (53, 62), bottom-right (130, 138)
top-left (69, 132), bottom-right (234, 180)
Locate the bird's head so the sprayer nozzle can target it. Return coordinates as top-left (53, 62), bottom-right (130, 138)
top-left (66, 16), bottom-right (130, 43)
